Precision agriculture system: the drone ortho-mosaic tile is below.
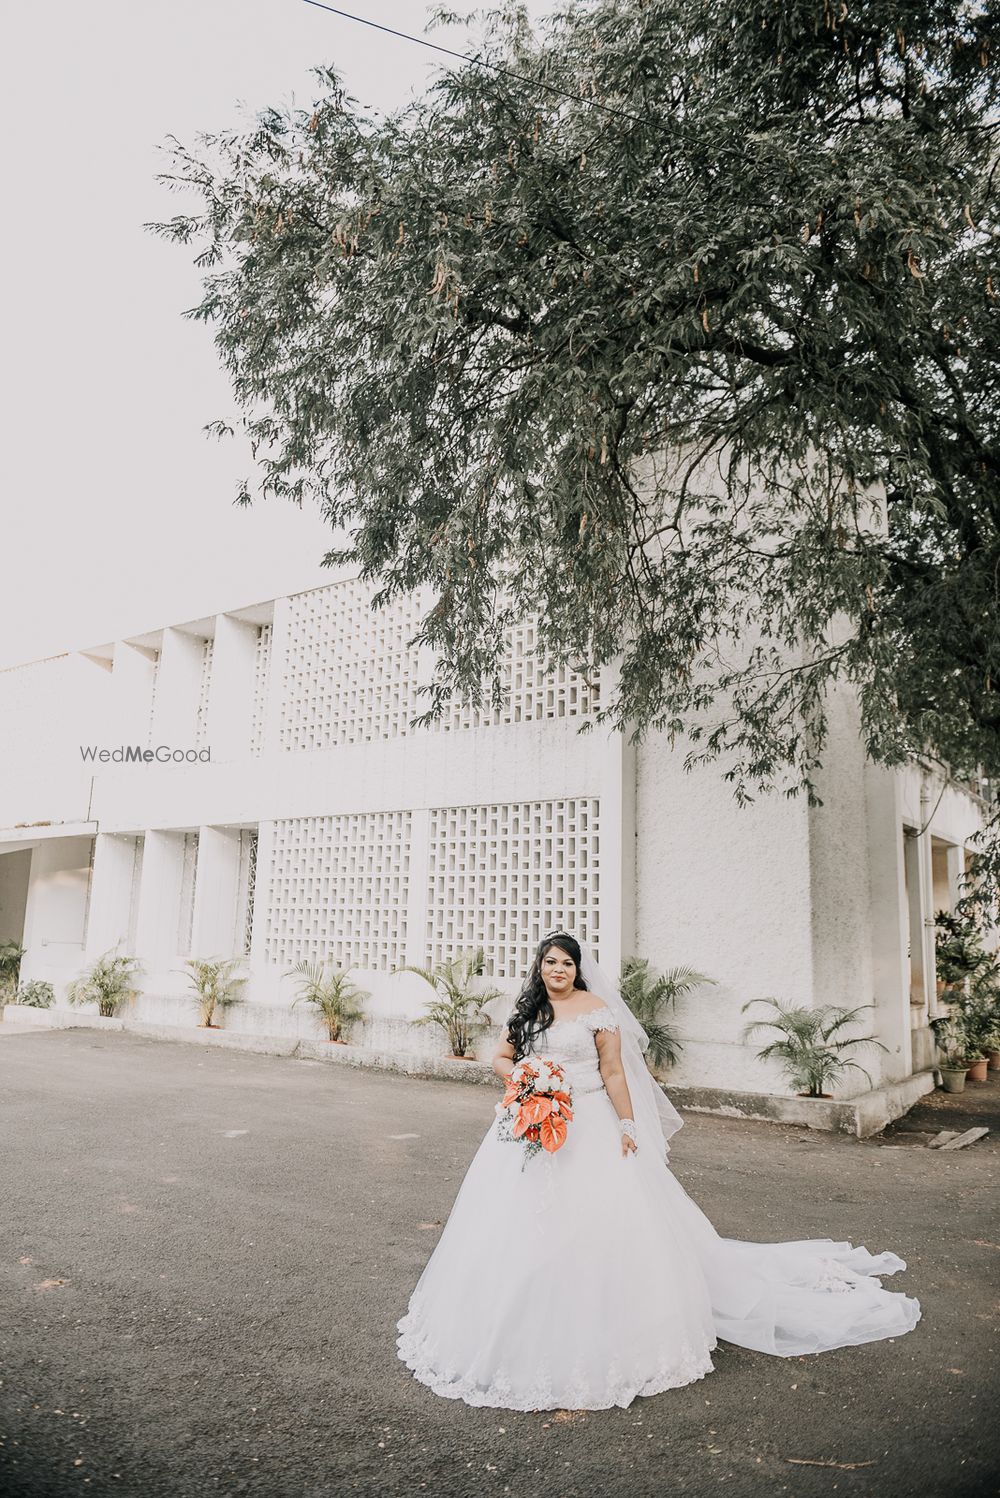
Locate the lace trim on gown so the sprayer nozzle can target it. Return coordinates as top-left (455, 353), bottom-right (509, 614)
top-left (396, 1296), bottom-right (715, 1411)
top-left (550, 1005), bottom-right (620, 1034)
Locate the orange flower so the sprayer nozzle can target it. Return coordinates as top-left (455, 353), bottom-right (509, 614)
top-left (538, 1112), bottom-right (568, 1152)
top-left (520, 1095), bottom-right (553, 1126)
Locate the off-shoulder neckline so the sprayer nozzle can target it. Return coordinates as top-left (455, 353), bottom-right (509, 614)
top-left (549, 1003), bottom-right (614, 1025)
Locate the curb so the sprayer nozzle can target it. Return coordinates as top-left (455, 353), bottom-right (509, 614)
top-left (0, 1005), bottom-right (499, 1088)
top-left (666, 1071), bottom-right (938, 1139)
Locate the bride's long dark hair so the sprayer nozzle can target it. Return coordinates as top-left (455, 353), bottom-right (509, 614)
top-left (506, 932), bottom-right (590, 1061)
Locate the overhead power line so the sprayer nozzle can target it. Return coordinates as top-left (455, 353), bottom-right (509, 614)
top-left (299, 0), bottom-right (654, 127)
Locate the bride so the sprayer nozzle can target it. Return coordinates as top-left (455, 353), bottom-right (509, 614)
top-left (396, 931), bottom-right (921, 1411)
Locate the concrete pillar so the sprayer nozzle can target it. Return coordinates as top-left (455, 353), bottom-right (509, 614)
top-left (596, 707), bottom-right (635, 976)
top-left (863, 763), bottom-right (913, 1080)
top-left (110, 640), bottom-right (158, 747)
top-left (208, 615), bottom-right (259, 762)
top-left (190, 825), bottom-right (242, 958)
top-left (151, 628), bottom-right (205, 748)
top-left (260, 597), bottom-right (292, 755)
top-left (945, 843), bottom-right (965, 909)
top-left (902, 833), bottom-right (924, 1004)
top-left (133, 829), bottom-right (186, 969)
top-left (916, 779), bottom-right (937, 1013)
top-left (84, 833), bottom-right (140, 958)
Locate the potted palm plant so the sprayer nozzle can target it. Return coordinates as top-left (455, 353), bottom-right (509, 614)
top-left (932, 1017), bottom-right (971, 1094)
top-left (400, 948), bottom-right (504, 1059)
top-left (181, 956), bottom-right (247, 1028)
top-left (741, 998), bottom-right (887, 1098)
top-left (287, 960), bottom-right (370, 1043)
top-left (619, 958), bottom-right (716, 1072)
top-left (66, 950), bottom-right (144, 1018)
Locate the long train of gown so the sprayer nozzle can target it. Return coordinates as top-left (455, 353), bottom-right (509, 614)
top-left (396, 1006), bottom-right (921, 1411)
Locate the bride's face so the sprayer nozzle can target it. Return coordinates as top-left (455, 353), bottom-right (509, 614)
top-left (541, 945), bottom-right (576, 1000)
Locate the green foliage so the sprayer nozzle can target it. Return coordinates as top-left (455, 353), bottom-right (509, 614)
top-left (934, 908), bottom-right (1000, 1058)
top-left (287, 960), bottom-right (370, 1041)
top-left (0, 940), bottom-right (25, 999)
top-left (953, 988), bottom-right (997, 1062)
top-left (150, 0), bottom-right (1000, 853)
top-left (66, 951), bottom-right (144, 1018)
top-left (15, 980), bottom-right (54, 1009)
top-left (741, 998), bottom-right (887, 1097)
top-left (930, 1014), bottom-right (970, 1070)
top-left (401, 948), bottom-right (504, 1057)
top-left (619, 957), bottom-right (716, 1069)
top-left (181, 956), bottom-right (247, 1028)
top-left (934, 909), bottom-right (995, 990)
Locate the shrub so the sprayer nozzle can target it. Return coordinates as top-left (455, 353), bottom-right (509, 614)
top-left (181, 957), bottom-right (247, 1028)
top-left (0, 939), bottom-right (25, 1001)
top-left (741, 998), bottom-right (887, 1098)
top-left (15, 980), bottom-right (54, 1009)
top-left (619, 958), bottom-right (716, 1069)
top-left (66, 951), bottom-right (144, 1018)
top-left (402, 949), bottom-right (504, 1058)
top-left (287, 961), bottom-right (369, 1042)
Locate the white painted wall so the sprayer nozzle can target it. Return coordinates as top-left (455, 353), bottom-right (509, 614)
top-left (0, 576), bottom-right (988, 1092)
top-left (633, 730), bottom-right (816, 1095)
top-left (0, 654), bottom-right (111, 830)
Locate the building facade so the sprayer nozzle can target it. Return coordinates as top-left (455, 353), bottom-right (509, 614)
top-left (0, 572), bottom-right (986, 1102)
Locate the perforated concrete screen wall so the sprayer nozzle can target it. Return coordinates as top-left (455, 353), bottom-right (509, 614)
top-left (426, 799), bottom-right (601, 977)
top-left (264, 811), bottom-right (413, 970)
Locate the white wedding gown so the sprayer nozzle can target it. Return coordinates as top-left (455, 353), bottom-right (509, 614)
top-left (396, 1005), bottom-right (921, 1411)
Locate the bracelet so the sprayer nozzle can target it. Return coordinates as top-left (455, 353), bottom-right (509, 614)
top-left (620, 1118), bottom-right (637, 1143)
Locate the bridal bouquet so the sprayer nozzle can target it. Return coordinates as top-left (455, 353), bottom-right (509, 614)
top-left (497, 1057), bottom-right (574, 1168)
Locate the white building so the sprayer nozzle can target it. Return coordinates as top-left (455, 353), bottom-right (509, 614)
top-left (0, 572), bottom-right (985, 1128)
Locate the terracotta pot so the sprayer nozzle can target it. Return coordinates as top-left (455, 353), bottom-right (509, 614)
top-left (940, 1067), bottom-right (967, 1094)
top-left (987, 1051), bottom-right (1000, 1072)
top-left (966, 1057), bottom-right (989, 1082)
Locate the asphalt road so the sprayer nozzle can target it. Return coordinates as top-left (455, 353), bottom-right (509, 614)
top-left (1, 1029), bottom-right (997, 1498)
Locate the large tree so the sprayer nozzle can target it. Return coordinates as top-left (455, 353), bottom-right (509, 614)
top-left (151, 0), bottom-right (1000, 887)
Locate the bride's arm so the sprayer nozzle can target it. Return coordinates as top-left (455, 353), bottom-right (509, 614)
top-left (491, 1035), bottom-right (516, 1082)
top-left (596, 1029), bottom-right (638, 1157)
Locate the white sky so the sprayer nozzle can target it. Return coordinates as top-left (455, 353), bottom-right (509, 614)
top-left (1, 1), bottom-right (552, 669)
